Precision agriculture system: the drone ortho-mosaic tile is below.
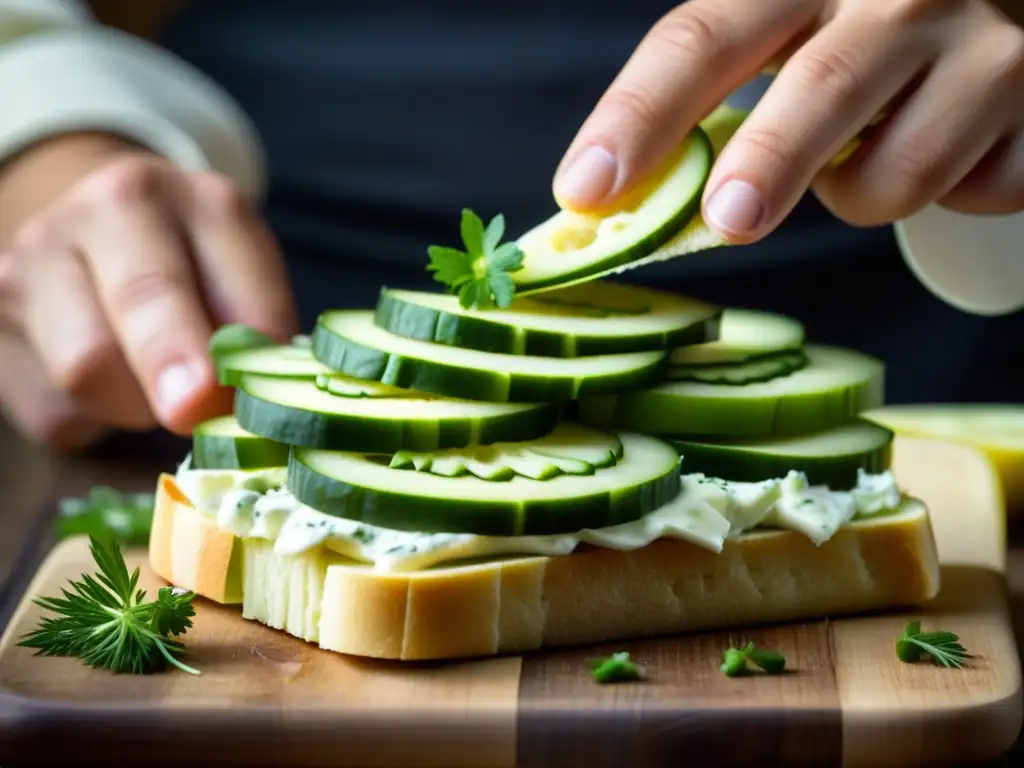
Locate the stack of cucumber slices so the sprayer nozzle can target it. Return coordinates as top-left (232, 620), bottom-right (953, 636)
top-left (183, 112), bottom-right (901, 570)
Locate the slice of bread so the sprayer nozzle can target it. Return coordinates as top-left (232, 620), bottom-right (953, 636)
top-left (148, 473), bottom-right (941, 661)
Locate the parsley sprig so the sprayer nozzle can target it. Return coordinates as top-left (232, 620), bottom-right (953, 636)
top-left (427, 209), bottom-right (525, 310)
top-left (720, 641), bottom-right (786, 677)
top-left (589, 651), bottom-right (642, 683)
top-left (19, 536), bottom-right (200, 676)
top-left (896, 621), bottom-right (971, 668)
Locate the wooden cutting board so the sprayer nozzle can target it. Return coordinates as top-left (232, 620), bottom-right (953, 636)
top-left (0, 436), bottom-right (1020, 767)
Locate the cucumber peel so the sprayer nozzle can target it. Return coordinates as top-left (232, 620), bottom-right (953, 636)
top-left (667, 350), bottom-right (808, 385)
top-left (193, 415), bottom-right (290, 470)
top-left (670, 308), bottom-right (805, 366)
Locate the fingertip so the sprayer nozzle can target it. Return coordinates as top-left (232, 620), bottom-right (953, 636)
top-left (154, 358), bottom-right (229, 435)
top-left (553, 145), bottom-right (620, 212)
top-left (701, 177), bottom-right (769, 244)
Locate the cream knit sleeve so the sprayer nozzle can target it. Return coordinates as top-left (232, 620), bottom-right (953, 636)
top-left (0, 0), bottom-right (266, 201)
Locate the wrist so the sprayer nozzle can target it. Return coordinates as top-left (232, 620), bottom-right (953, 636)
top-left (0, 132), bottom-right (151, 248)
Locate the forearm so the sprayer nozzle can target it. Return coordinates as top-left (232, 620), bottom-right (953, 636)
top-left (0, 0), bottom-right (265, 203)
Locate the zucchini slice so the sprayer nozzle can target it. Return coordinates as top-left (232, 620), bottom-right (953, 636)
top-left (311, 310), bottom-right (666, 403)
top-left (216, 344), bottom-right (333, 387)
top-left (670, 309), bottom-right (805, 366)
top-left (578, 345), bottom-right (884, 437)
top-left (234, 374), bottom-right (560, 453)
top-left (288, 428), bottom-right (682, 536)
top-left (510, 128), bottom-right (713, 293)
top-left (192, 415), bottom-right (290, 470)
top-left (667, 350), bottom-right (808, 385)
top-left (389, 424), bottom-right (623, 481)
top-left (374, 282), bottom-right (720, 357)
top-left (670, 420), bottom-right (894, 489)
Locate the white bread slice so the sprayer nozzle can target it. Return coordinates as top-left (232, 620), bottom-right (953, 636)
top-left (148, 473), bottom-right (941, 661)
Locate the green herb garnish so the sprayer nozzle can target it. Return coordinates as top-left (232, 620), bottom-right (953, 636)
top-left (896, 621), bottom-right (971, 668)
top-left (19, 535), bottom-right (200, 676)
top-left (208, 324), bottom-right (277, 359)
top-left (589, 651), bottom-right (642, 683)
top-left (720, 641), bottom-right (786, 677)
top-left (56, 486), bottom-right (155, 546)
top-left (427, 208), bottom-right (525, 310)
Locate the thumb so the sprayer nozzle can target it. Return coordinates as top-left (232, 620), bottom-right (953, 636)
top-left (552, 0), bottom-right (814, 213)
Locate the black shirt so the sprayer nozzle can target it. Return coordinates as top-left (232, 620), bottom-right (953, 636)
top-left (159, 0), bottom-right (1022, 403)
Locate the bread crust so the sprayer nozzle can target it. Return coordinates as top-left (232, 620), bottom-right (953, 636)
top-left (149, 475), bottom-right (941, 660)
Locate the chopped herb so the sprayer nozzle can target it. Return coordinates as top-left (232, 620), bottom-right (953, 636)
top-left (426, 208), bottom-right (525, 310)
top-left (208, 323), bottom-right (277, 359)
top-left (19, 536), bottom-right (200, 676)
top-left (896, 621), bottom-right (971, 668)
top-left (56, 486), bottom-right (155, 546)
top-left (589, 651), bottom-right (642, 683)
top-left (720, 641), bottom-right (786, 677)
top-left (241, 476), bottom-right (272, 494)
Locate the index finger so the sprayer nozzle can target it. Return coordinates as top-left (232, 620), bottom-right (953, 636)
top-left (554, 0), bottom-right (819, 212)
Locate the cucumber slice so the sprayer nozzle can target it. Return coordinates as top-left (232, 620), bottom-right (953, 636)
top-left (667, 350), bottom-right (808, 385)
top-left (669, 421), bottom-right (894, 489)
top-left (289, 429), bottom-right (682, 536)
top-left (234, 374), bottom-right (560, 453)
top-left (374, 282), bottom-right (720, 357)
top-left (216, 344), bottom-right (333, 387)
top-left (670, 309), bottom-right (805, 366)
top-left (192, 415), bottom-right (290, 470)
top-left (578, 344), bottom-right (884, 437)
top-left (510, 128), bottom-right (713, 293)
top-left (389, 424), bottom-right (623, 481)
top-left (311, 310), bottom-right (666, 402)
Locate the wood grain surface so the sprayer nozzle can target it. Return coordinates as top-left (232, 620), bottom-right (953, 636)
top-left (0, 435), bottom-right (1020, 767)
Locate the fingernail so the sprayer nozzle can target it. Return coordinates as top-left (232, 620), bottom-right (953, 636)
top-left (555, 146), bottom-right (618, 208)
top-left (704, 179), bottom-right (766, 236)
top-left (156, 361), bottom-right (202, 417)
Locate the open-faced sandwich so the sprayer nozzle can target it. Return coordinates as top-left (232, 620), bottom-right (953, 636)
top-left (147, 107), bottom-right (941, 661)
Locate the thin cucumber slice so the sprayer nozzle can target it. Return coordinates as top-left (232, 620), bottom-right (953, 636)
top-left (216, 344), bottom-right (333, 387)
top-left (374, 282), bottom-right (720, 357)
top-left (289, 429), bottom-right (682, 536)
top-left (388, 423), bottom-right (623, 481)
top-left (192, 415), bottom-right (290, 470)
top-left (667, 350), bottom-right (808, 385)
top-left (578, 344), bottom-right (884, 437)
top-left (670, 309), bottom-right (805, 366)
top-left (311, 310), bottom-right (666, 403)
top-left (234, 374), bottom-right (560, 453)
top-left (669, 420), bottom-right (894, 489)
top-left (511, 128), bottom-right (713, 293)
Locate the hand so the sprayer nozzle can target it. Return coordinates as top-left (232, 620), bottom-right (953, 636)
top-left (0, 134), bottom-right (298, 451)
top-left (554, 0), bottom-right (1024, 243)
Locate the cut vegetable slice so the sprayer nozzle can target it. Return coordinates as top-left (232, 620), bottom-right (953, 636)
top-left (670, 309), bottom-right (805, 366)
top-left (216, 344), bottom-right (333, 387)
top-left (667, 350), bottom-right (808, 385)
top-left (388, 424), bottom-right (623, 481)
top-left (192, 415), bottom-right (290, 470)
top-left (578, 344), bottom-right (884, 436)
top-left (511, 128), bottom-right (713, 293)
top-left (863, 404), bottom-right (1024, 510)
top-left (234, 374), bottom-right (560, 453)
top-left (311, 310), bottom-right (666, 402)
top-left (374, 282), bottom-right (720, 357)
top-left (289, 429), bottom-right (682, 535)
top-left (669, 420), bottom-right (894, 489)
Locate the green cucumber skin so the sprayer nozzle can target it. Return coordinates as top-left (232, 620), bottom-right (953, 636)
top-left (667, 350), bottom-right (808, 385)
top-left (287, 451), bottom-right (682, 536)
top-left (311, 317), bottom-right (667, 403)
top-left (192, 433), bottom-right (290, 470)
top-left (233, 388), bottom-right (561, 453)
top-left (374, 288), bottom-right (721, 358)
top-left (669, 435), bottom-right (893, 490)
top-left (513, 128), bottom-right (714, 293)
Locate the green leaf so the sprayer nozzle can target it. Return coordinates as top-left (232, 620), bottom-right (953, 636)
top-left (425, 208), bottom-right (525, 310)
top-left (720, 641), bottom-right (786, 677)
top-left (589, 651), bottom-right (641, 684)
top-left (746, 648), bottom-right (786, 674)
top-left (895, 621), bottom-right (971, 669)
top-left (18, 535), bottom-right (201, 676)
top-left (209, 324), bottom-right (277, 360)
top-left (460, 208), bottom-right (486, 255)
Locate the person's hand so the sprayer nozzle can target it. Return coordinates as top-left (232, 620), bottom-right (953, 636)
top-left (554, 0), bottom-right (1024, 244)
top-left (0, 133), bottom-right (298, 451)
